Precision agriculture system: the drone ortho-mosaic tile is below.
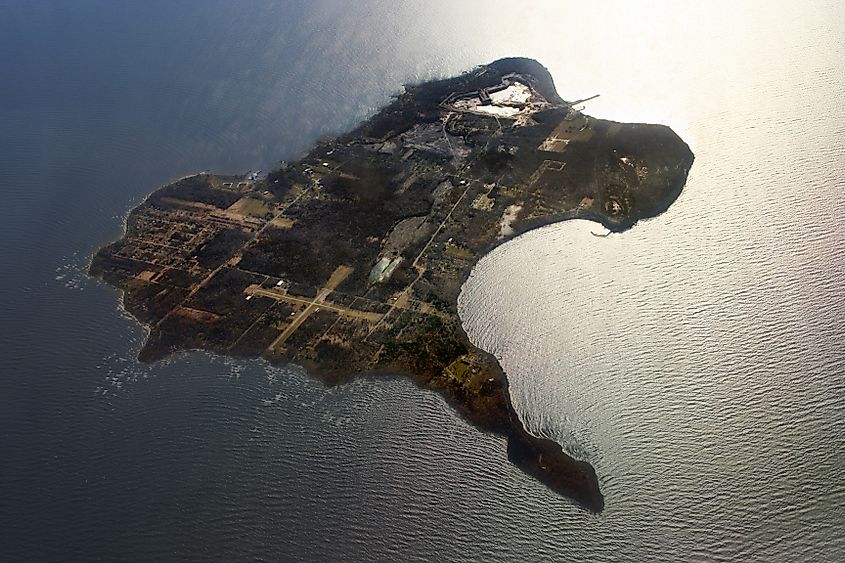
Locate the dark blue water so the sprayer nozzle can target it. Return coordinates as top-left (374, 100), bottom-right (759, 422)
top-left (2, 1), bottom-right (843, 560)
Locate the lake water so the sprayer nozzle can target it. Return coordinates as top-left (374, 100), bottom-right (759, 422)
top-left (1, 1), bottom-right (843, 560)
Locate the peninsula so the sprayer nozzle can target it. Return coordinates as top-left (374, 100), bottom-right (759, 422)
top-left (90, 58), bottom-right (694, 512)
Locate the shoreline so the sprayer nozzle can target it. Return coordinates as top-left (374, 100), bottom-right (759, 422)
top-left (89, 161), bottom-right (688, 512)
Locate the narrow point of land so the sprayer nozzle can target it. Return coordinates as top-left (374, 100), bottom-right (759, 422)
top-left (90, 57), bottom-right (694, 512)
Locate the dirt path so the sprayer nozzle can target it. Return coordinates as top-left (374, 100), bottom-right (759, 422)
top-left (266, 266), bottom-right (353, 351)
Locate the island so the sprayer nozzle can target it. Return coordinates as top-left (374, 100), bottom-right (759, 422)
top-left (90, 58), bottom-right (694, 512)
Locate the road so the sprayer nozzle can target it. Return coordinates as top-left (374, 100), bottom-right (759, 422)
top-left (266, 265), bottom-right (353, 351)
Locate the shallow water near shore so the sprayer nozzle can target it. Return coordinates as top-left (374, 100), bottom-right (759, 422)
top-left (1, 1), bottom-right (843, 560)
